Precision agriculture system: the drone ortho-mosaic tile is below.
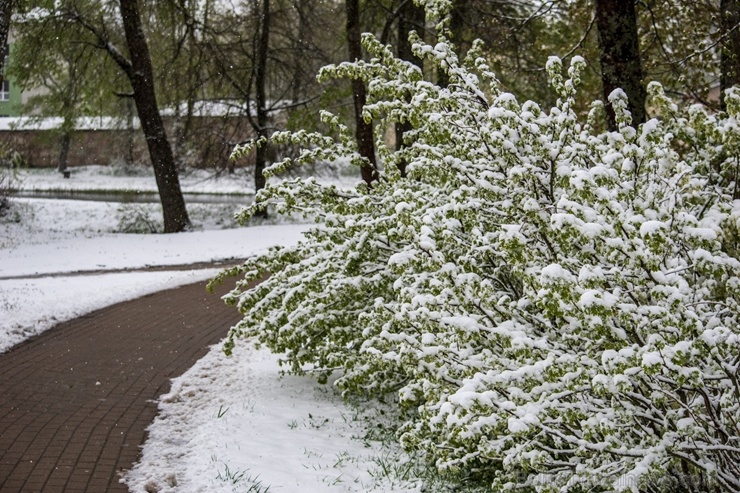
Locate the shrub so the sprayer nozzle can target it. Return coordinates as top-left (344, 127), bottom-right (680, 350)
top-left (115, 203), bottom-right (162, 233)
top-left (214, 20), bottom-right (740, 493)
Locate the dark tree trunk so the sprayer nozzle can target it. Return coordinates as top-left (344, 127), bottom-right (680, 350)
top-left (594, 0), bottom-right (646, 131)
top-left (291, 0), bottom-right (308, 103)
top-left (254, 0), bottom-right (270, 218)
top-left (395, 0), bottom-right (424, 177)
top-left (58, 61), bottom-right (78, 175)
top-left (58, 130), bottom-right (71, 174)
top-left (346, 0), bottom-right (377, 185)
top-left (125, 98), bottom-right (136, 166)
top-left (119, 0), bottom-right (190, 233)
top-left (0, 0), bottom-right (12, 80)
top-left (720, 0), bottom-right (740, 111)
top-left (438, 0), bottom-right (467, 88)
top-left (450, 0), bottom-right (469, 55)
top-left (396, 0), bottom-right (424, 69)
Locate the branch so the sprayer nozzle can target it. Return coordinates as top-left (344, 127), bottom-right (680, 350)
top-left (62, 8), bottom-right (132, 78)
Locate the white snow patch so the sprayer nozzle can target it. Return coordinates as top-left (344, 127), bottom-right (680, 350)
top-left (124, 343), bottom-right (421, 493)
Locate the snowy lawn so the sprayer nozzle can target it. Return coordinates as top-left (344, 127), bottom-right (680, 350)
top-left (0, 167), bottom-right (424, 493)
top-left (16, 164), bottom-right (256, 194)
top-left (0, 197), bottom-right (308, 351)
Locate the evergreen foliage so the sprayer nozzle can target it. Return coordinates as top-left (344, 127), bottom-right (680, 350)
top-left (215, 5), bottom-right (740, 490)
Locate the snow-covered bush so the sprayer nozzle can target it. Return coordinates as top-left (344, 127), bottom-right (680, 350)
top-left (115, 203), bottom-right (162, 234)
top-left (215, 23), bottom-right (740, 493)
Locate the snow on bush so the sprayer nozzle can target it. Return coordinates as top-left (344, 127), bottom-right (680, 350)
top-left (214, 14), bottom-right (740, 493)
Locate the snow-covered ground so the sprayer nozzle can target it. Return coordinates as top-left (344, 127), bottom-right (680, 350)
top-left (0, 195), bottom-right (308, 351)
top-left (16, 161), bottom-right (356, 195)
top-left (17, 164), bottom-right (254, 194)
top-left (0, 167), bottom-right (423, 493)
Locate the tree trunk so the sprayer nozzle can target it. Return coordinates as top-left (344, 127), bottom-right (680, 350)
top-left (0, 0), bottom-right (12, 80)
top-left (125, 98), bottom-right (136, 166)
top-left (58, 61), bottom-right (78, 175)
top-left (346, 0), bottom-right (377, 185)
top-left (720, 0), bottom-right (740, 111)
top-left (58, 130), bottom-right (71, 174)
top-left (438, 0), bottom-right (466, 88)
top-left (395, 0), bottom-right (424, 177)
top-left (254, 0), bottom-right (270, 218)
top-left (291, 0), bottom-right (308, 104)
top-left (119, 0), bottom-right (190, 233)
top-left (594, 0), bottom-right (646, 131)
top-left (450, 0), bottom-right (469, 55)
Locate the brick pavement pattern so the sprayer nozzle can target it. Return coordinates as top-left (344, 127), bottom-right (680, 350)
top-left (0, 277), bottom-right (244, 492)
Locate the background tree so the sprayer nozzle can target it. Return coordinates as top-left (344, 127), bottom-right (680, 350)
top-left (8, 11), bottom-right (118, 174)
top-left (55, 51), bottom-right (87, 174)
top-left (375, 0), bottom-right (424, 177)
top-left (0, 0), bottom-right (12, 77)
top-left (147, 0), bottom-right (207, 169)
top-left (346, 0), bottom-right (377, 185)
top-left (721, 0), bottom-right (740, 110)
top-left (395, 0), bottom-right (423, 177)
top-left (253, 0), bottom-right (270, 216)
top-left (595, 0), bottom-right (646, 130)
top-left (163, 0), bottom-right (342, 186)
top-left (117, 0), bottom-right (190, 232)
top-left (26, 0), bottom-right (193, 232)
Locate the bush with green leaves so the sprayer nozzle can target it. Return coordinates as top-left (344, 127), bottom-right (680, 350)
top-left (214, 9), bottom-right (740, 492)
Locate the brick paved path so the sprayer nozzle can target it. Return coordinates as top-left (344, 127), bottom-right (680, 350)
top-left (0, 277), bottom-right (243, 492)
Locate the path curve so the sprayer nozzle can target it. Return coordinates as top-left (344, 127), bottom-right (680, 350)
top-left (0, 277), bottom-right (245, 492)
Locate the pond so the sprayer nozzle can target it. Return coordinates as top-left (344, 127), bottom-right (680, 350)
top-left (12, 189), bottom-right (252, 204)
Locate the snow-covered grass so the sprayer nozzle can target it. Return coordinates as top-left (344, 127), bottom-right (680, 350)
top-left (0, 167), bottom-right (430, 493)
top-left (14, 161), bottom-right (360, 196)
top-left (127, 341), bottom-right (426, 493)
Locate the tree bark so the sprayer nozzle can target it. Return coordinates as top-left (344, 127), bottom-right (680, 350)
top-left (395, 0), bottom-right (424, 177)
top-left (119, 0), bottom-right (190, 233)
top-left (594, 0), bottom-right (646, 131)
top-left (720, 0), bottom-right (740, 111)
top-left (57, 59), bottom-right (78, 175)
top-left (438, 0), bottom-right (466, 88)
top-left (125, 97), bottom-right (136, 166)
top-left (254, 0), bottom-right (270, 217)
top-left (58, 129), bottom-right (71, 174)
top-left (291, 0), bottom-right (308, 104)
top-left (0, 0), bottom-right (12, 80)
top-left (346, 0), bottom-right (377, 185)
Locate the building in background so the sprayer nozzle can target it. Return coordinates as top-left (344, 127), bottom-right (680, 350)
top-left (0, 43), bottom-right (22, 117)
